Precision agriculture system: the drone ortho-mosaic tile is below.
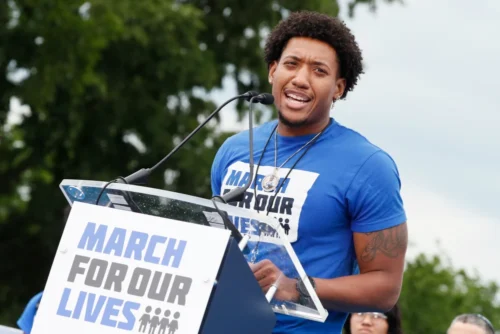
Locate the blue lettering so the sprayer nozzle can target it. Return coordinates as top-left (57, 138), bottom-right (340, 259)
top-left (56, 289), bottom-right (138, 330)
top-left (144, 235), bottom-right (167, 264)
top-left (84, 293), bottom-right (106, 323)
top-left (101, 297), bottom-right (122, 327)
top-left (254, 174), bottom-right (264, 191)
top-left (123, 231), bottom-right (149, 260)
top-left (249, 219), bottom-right (261, 235)
top-left (238, 172), bottom-right (250, 187)
top-left (229, 215), bottom-right (275, 237)
top-left (118, 301), bottom-right (140, 330)
top-left (161, 238), bottom-right (187, 268)
top-left (226, 170), bottom-right (242, 186)
top-left (240, 217), bottom-right (250, 233)
top-left (103, 227), bottom-right (126, 256)
top-left (56, 288), bottom-right (72, 318)
top-left (72, 291), bottom-right (87, 319)
top-left (279, 178), bottom-right (290, 193)
top-left (77, 222), bottom-right (107, 252)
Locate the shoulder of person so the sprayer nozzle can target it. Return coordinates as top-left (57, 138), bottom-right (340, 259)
top-left (333, 122), bottom-right (397, 166)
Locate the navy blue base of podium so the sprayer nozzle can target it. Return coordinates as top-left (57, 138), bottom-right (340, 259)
top-left (199, 238), bottom-right (276, 334)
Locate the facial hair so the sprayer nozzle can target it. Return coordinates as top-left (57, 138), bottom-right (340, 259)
top-left (278, 110), bottom-right (309, 128)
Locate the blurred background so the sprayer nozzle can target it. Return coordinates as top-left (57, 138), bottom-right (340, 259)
top-left (1, 0), bottom-right (499, 333)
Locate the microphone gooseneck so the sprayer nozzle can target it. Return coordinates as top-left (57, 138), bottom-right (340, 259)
top-left (220, 93), bottom-right (275, 203)
top-left (122, 91), bottom-right (261, 185)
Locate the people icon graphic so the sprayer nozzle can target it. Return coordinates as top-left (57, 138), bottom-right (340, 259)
top-left (168, 312), bottom-right (180, 334)
top-left (159, 310), bottom-right (170, 334)
top-left (137, 306), bottom-right (180, 334)
top-left (138, 306), bottom-right (152, 333)
top-left (278, 218), bottom-right (290, 235)
top-left (149, 308), bottom-right (161, 334)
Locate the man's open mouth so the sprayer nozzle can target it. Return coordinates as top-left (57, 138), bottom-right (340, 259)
top-left (285, 92), bottom-right (311, 102)
top-left (284, 90), bottom-right (312, 108)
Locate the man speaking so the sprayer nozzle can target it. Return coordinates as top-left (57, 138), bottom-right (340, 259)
top-left (211, 11), bottom-right (408, 333)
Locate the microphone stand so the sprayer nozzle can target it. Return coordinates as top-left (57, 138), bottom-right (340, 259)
top-left (121, 91), bottom-right (259, 185)
top-left (94, 91), bottom-right (261, 242)
top-left (212, 93), bottom-right (274, 251)
top-left (219, 93), bottom-right (274, 204)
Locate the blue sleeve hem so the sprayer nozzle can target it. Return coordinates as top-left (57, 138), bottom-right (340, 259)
top-left (351, 213), bottom-right (407, 233)
top-left (17, 291), bottom-right (43, 333)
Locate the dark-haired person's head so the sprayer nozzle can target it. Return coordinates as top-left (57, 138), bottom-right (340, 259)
top-left (343, 303), bottom-right (403, 334)
top-left (264, 11), bottom-right (363, 132)
top-left (447, 314), bottom-right (495, 334)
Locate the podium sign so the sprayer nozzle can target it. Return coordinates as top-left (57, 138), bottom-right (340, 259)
top-left (59, 179), bottom-right (328, 323)
top-left (32, 202), bottom-right (230, 334)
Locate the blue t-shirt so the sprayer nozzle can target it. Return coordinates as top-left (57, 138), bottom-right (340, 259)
top-left (17, 291), bottom-right (43, 333)
top-left (211, 118), bottom-right (406, 333)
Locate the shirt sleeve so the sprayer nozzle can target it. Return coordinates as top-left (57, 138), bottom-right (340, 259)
top-left (17, 291), bottom-right (43, 333)
top-left (346, 150), bottom-right (407, 233)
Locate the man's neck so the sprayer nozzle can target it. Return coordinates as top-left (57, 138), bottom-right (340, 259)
top-left (277, 118), bottom-right (331, 137)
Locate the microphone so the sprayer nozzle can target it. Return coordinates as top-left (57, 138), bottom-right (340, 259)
top-left (220, 93), bottom-right (274, 203)
top-left (121, 91), bottom-right (260, 185)
top-left (252, 93), bottom-right (274, 105)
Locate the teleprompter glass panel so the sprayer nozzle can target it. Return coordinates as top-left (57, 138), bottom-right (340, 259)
top-left (60, 179), bottom-right (328, 322)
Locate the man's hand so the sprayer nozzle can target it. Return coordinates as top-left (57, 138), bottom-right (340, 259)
top-left (249, 259), bottom-right (299, 302)
top-left (247, 223), bottom-right (407, 311)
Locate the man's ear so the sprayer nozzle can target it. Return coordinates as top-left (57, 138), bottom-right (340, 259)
top-left (268, 61), bottom-right (278, 84)
top-left (334, 78), bottom-right (346, 101)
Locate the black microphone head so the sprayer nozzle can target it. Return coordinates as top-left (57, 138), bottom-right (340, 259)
top-left (254, 93), bottom-right (274, 105)
top-left (242, 91), bottom-right (259, 101)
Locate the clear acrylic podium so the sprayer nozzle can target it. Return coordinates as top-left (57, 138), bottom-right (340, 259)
top-left (60, 179), bottom-right (328, 331)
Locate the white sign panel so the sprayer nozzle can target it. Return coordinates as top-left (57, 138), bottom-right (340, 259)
top-left (32, 202), bottom-right (230, 334)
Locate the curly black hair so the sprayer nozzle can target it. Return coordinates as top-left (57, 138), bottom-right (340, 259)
top-left (264, 11), bottom-right (364, 99)
top-left (343, 303), bottom-right (404, 334)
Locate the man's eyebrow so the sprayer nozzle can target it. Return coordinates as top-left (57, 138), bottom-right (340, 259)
top-left (283, 55), bottom-right (301, 61)
top-left (283, 55), bottom-right (330, 68)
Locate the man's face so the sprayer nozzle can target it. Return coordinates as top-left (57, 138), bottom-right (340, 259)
top-left (447, 322), bottom-right (488, 334)
top-left (268, 37), bottom-right (345, 129)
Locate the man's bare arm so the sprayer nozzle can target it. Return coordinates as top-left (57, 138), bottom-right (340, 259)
top-left (360, 223), bottom-right (408, 262)
top-left (313, 222), bottom-right (408, 312)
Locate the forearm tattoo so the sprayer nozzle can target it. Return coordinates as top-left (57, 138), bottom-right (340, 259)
top-left (360, 223), bottom-right (407, 262)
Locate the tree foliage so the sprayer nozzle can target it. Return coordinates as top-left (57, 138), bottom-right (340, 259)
top-left (399, 253), bottom-right (500, 333)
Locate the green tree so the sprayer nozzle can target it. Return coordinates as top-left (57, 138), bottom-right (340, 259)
top-left (0, 0), bottom-right (397, 326)
top-left (400, 253), bottom-right (500, 333)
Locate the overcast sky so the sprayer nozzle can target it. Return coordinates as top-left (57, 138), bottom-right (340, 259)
top-left (216, 0), bottom-right (500, 283)
top-left (335, 0), bottom-right (500, 284)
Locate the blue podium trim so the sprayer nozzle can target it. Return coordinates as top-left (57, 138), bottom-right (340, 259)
top-left (200, 238), bottom-right (276, 334)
